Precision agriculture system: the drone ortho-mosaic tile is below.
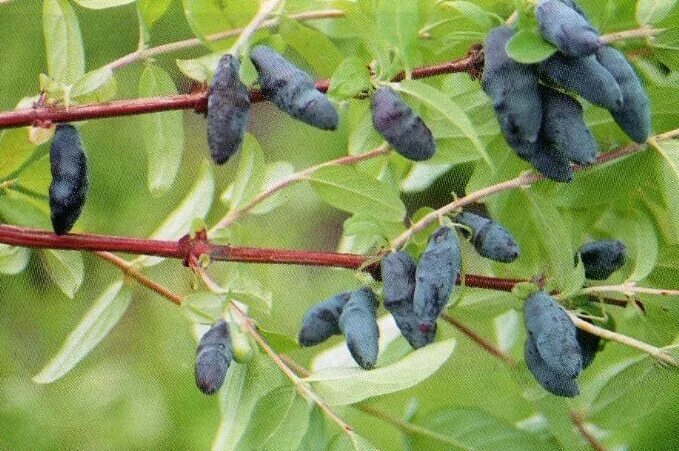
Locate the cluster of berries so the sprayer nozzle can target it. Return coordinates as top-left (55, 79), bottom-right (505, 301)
top-left (483, 0), bottom-right (651, 182)
top-left (524, 239), bottom-right (627, 397)
top-left (298, 213), bottom-right (519, 367)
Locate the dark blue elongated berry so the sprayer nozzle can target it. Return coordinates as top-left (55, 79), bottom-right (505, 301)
top-left (576, 321), bottom-right (601, 369)
top-left (536, 0), bottom-right (601, 57)
top-left (539, 53), bottom-right (623, 110)
top-left (371, 87), bottom-right (436, 161)
top-left (596, 46), bottom-right (651, 143)
top-left (515, 136), bottom-right (574, 182)
top-left (578, 240), bottom-right (627, 280)
top-left (483, 27), bottom-right (543, 147)
top-left (250, 45), bottom-right (338, 130)
top-left (207, 54), bottom-right (251, 165)
top-left (381, 252), bottom-right (434, 349)
top-left (541, 85), bottom-right (598, 165)
top-left (456, 212), bottom-right (520, 263)
top-left (413, 226), bottom-right (461, 332)
top-left (49, 124), bottom-right (88, 235)
top-left (298, 292), bottom-right (350, 347)
top-left (525, 335), bottom-right (580, 397)
top-left (195, 320), bottom-right (233, 395)
top-left (524, 291), bottom-right (582, 379)
top-left (338, 288), bottom-right (379, 370)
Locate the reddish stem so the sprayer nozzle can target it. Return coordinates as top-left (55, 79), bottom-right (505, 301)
top-left (0, 47), bottom-right (484, 130)
top-left (0, 224), bottom-right (521, 292)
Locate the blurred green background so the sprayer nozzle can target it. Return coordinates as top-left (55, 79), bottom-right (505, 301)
top-left (1, 1), bottom-right (679, 450)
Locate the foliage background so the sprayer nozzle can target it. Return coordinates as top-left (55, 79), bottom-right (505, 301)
top-left (1, 0), bottom-right (679, 449)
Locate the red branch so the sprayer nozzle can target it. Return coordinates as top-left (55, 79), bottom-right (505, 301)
top-left (0, 224), bottom-right (522, 292)
top-left (0, 46), bottom-right (484, 130)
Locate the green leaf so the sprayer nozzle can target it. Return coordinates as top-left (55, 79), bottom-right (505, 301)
top-left (329, 433), bottom-right (380, 451)
top-left (71, 0), bottom-right (135, 8)
top-left (328, 57), bottom-right (372, 102)
top-left (212, 355), bottom-right (287, 450)
top-left (636, 0), bottom-right (678, 24)
top-left (136, 161), bottom-right (214, 267)
top-left (0, 244), bottom-right (30, 275)
top-left (33, 281), bottom-right (132, 383)
top-left (138, 64), bottom-right (185, 197)
top-left (182, 0), bottom-right (258, 51)
top-left (0, 190), bottom-right (51, 228)
top-left (181, 292), bottom-right (227, 324)
top-left (138, 0), bottom-right (172, 28)
top-left (306, 339), bottom-right (456, 406)
top-left (0, 128), bottom-right (37, 180)
top-left (280, 17), bottom-right (343, 77)
top-left (505, 28), bottom-right (557, 64)
top-left (590, 357), bottom-right (679, 429)
top-left (391, 80), bottom-right (489, 165)
top-left (438, 1), bottom-right (501, 30)
top-left (296, 406), bottom-right (329, 451)
top-left (307, 165), bottom-right (406, 222)
top-left (71, 66), bottom-right (116, 102)
top-left (258, 328), bottom-right (300, 353)
top-left (176, 53), bottom-right (222, 83)
top-left (376, 0), bottom-right (420, 74)
top-left (41, 250), bottom-right (85, 299)
top-left (224, 134), bottom-right (266, 211)
top-left (411, 407), bottom-right (559, 450)
top-left (249, 161), bottom-right (295, 215)
top-left (235, 387), bottom-right (312, 450)
top-left (43, 0), bottom-right (85, 84)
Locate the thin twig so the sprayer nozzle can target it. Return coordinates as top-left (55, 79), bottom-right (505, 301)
top-left (440, 314), bottom-right (516, 366)
top-left (94, 251), bottom-right (182, 305)
top-left (212, 143), bottom-right (391, 230)
top-left (569, 411), bottom-right (606, 451)
top-left (228, 0), bottom-right (287, 56)
top-left (567, 312), bottom-right (678, 366)
top-left (230, 303), bottom-right (357, 437)
top-left (600, 27), bottom-right (664, 45)
top-left (0, 48), bottom-right (484, 130)
top-left (584, 284), bottom-right (679, 298)
top-left (391, 127), bottom-right (679, 250)
top-left (106, 9), bottom-right (345, 71)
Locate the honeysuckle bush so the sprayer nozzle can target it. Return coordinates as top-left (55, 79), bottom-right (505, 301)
top-left (1, 0), bottom-right (679, 449)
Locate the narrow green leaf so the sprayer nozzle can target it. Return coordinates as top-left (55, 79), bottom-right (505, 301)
top-left (181, 292), bottom-right (227, 324)
top-left (328, 57), bottom-right (372, 102)
top-left (505, 28), bottom-right (557, 64)
top-left (72, 0), bottom-right (135, 8)
top-left (235, 387), bottom-right (312, 450)
top-left (0, 128), bottom-right (37, 180)
top-left (636, 0), bottom-right (678, 24)
top-left (392, 80), bottom-right (489, 165)
top-left (307, 165), bottom-right (406, 222)
top-left (43, 0), bottom-right (85, 84)
top-left (226, 134), bottom-right (266, 211)
top-left (590, 357), bottom-right (679, 428)
top-left (138, 0), bottom-right (172, 28)
top-left (439, 1), bottom-right (501, 30)
top-left (411, 407), bottom-right (560, 450)
top-left (306, 339), bottom-right (456, 406)
top-left (176, 53), bottom-right (222, 83)
top-left (249, 161), bottom-right (295, 215)
top-left (41, 250), bottom-right (85, 299)
top-left (71, 66), bottom-right (116, 102)
top-left (377, 0), bottom-right (420, 74)
top-left (280, 17), bottom-right (344, 77)
top-left (212, 355), bottom-right (287, 450)
top-left (182, 0), bottom-right (258, 51)
top-left (0, 190), bottom-right (51, 228)
top-left (0, 244), bottom-right (30, 275)
top-left (296, 406), bottom-right (329, 451)
top-left (33, 281), bottom-right (132, 383)
top-left (138, 64), bottom-right (185, 197)
top-left (136, 161), bottom-right (214, 267)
